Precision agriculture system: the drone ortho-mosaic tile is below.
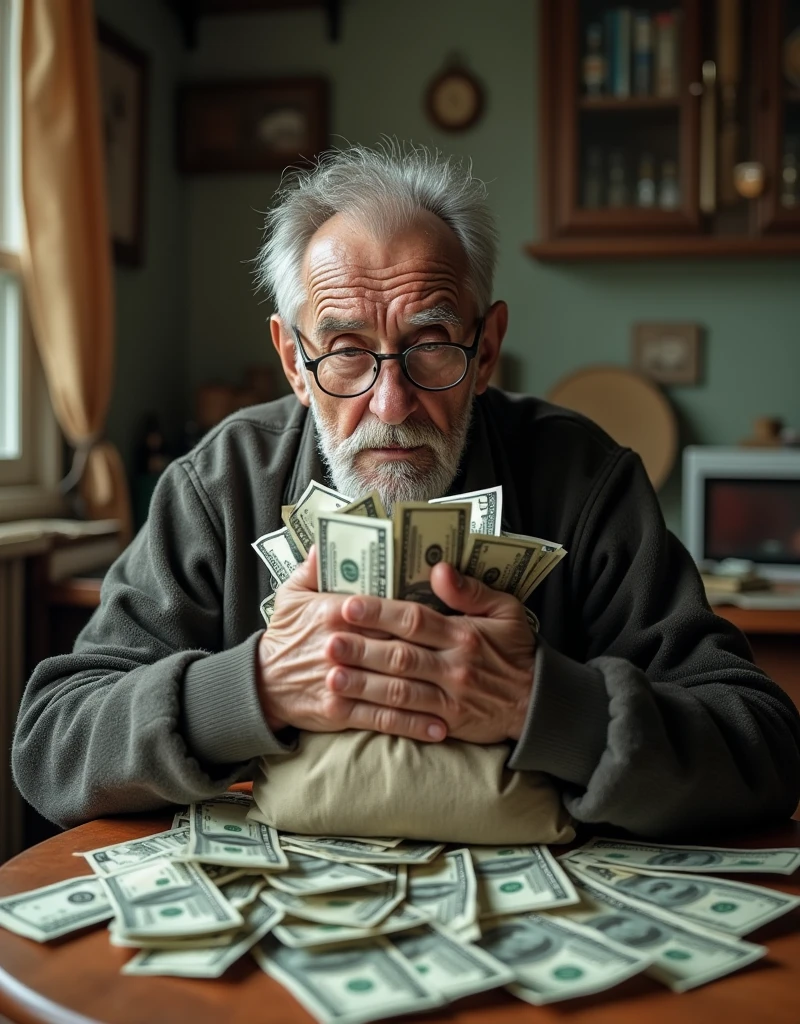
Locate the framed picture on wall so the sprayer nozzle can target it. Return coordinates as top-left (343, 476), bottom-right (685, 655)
top-left (632, 323), bottom-right (704, 386)
top-left (177, 78), bottom-right (329, 173)
top-left (96, 21), bottom-right (149, 267)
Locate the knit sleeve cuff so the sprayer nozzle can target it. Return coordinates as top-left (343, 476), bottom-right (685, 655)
top-left (507, 637), bottom-right (610, 788)
top-left (182, 632), bottom-right (297, 765)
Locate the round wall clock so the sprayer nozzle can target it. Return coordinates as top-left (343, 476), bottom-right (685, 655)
top-left (425, 65), bottom-right (485, 132)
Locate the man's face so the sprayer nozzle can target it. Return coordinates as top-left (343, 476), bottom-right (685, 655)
top-left (272, 210), bottom-right (505, 508)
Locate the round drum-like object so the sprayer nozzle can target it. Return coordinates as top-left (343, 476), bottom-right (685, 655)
top-left (546, 365), bottom-right (678, 490)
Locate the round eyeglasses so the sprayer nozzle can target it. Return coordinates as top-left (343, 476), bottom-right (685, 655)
top-left (292, 319), bottom-right (484, 399)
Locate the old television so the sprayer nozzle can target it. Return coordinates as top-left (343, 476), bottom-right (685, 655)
top-left (682, 446), bottom-right (800, 582)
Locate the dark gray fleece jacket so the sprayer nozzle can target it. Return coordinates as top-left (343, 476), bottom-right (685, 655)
top-left (12, 389), bottom-right (800, 836)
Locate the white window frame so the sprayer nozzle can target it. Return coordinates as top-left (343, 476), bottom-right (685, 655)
top-left (0, 0), bottom-right (64, 521)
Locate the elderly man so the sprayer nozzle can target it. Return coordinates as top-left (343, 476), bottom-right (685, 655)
top-left (12, 144), bottom-right (800, 836)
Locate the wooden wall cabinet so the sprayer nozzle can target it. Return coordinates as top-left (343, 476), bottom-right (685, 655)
top-left (530, 0), bottom-right (800, 259)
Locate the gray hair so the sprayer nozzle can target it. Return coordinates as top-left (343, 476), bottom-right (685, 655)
top-left (254, 141), bottom-right (498, 325)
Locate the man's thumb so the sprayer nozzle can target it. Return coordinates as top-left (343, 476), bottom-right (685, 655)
top-left (430, 561), bottom-right (501, 616)
top-left (286, 545), bottom-right (319, 592)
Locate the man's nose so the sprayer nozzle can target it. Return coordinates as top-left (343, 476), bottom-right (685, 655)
top-left (368, 358), bottom-right (420, 425)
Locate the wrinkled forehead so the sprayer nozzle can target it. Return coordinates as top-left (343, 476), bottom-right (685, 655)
top-left (300, 210), bottom-right (470, 329)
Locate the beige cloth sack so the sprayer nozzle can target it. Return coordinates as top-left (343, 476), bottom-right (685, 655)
top-left (249, 731), bottom-right (575, 845)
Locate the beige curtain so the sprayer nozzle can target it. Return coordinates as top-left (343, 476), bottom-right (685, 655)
top-left (19, 0), bottom-right (132, 542)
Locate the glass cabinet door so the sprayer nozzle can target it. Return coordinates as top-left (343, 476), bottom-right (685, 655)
top-left (756, 0), bottom-right (800, 231)
top-left (549, 0), bottom-right (700, 238)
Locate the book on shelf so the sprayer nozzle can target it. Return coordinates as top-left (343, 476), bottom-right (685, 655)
top-left (655, 10), bottom-right (680, 97)
top-left (633, 12), bottom-right (653, 95)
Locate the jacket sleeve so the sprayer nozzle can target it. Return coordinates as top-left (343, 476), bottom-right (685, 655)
top-left (509, 449), bottom-right (800, 838)
top-left (12, 460), bottom-right (292, 829)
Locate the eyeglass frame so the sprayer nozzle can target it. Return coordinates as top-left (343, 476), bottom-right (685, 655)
top-left (291, 317), bottom-right (485, 398)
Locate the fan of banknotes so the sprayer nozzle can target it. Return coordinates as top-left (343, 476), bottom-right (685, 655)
top-left (0, 793), bottom-right (798, 1017)
top-left (252, 481), bottom-right (566, 627)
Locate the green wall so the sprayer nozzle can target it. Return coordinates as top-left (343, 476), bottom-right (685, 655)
top-left (102, 0), bottom-right (800, 536)
top-left (94, 0), bottom-right (188, 468)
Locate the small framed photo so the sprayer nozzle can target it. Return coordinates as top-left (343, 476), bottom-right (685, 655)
top-left (632, 323), bottom-right (703, 385)
top-left (97, 21), bottom-right (149, 267)
top-left (177, 78), bottom-right (329, 174)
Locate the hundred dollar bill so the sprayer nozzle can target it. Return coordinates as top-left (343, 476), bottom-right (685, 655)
top-left (260, 593), bottom-right (276, 627)
top-left (0, 875), bottom-right (113, 942)
top-left (339, 490), bottom-right (387, 519)
top-left (460, 534), bottom-right (543, 597)
top-left (273, 902), bottom-right (432, 949)
top-left (171, 808), bottom-right (191, 829)
top-left (559, 874), bottom-right (767, 992)
top-left (393, 501), bottom-right (471, 609)
top-left (517, 545), bottom-right (567, 602)
top-left (478, 912), bottom-right (651, 1005)
top-left (252, 934), bottom-right (444, 1024)
top-left (252, 526), bottom-right (303, 589)
top-left (280, 835), bottom-right (403, 849)
top-left (315, 511), bottom-right (394, 598)
top-left (390, 922), bottom-right (514, 1000)
top-left (219, 875), bottom-right (266, 910)
top-left (268, 850), bottom-right (396, 896)
top-left (262, 870), bottom-right (407, 929)
top-left (571, 837), bottom-right (800, 876)
top-left (108, 921), bottom-right (235, 949)
top-left (286, 480), bottom-right (352, 555)
top-left (282, 837), bottom-right (444, 866)
top-left (281, 504), bottom-right (296, 526)
top-left (77, 827), bottom-right (189, 876)
top-left (122, 899), bottom-right (283, 978)
top-left (185, 796), bottom-right (288, 870)
top-left (100, 858), bottom-right (243, 940)
top-left (408, 848), bottom-right (477, 935)
top-left (563, 857), bottom-right (800, 936)
top-left (470, 845), bottom-right (579, 918)
top-left (429, 486), bottom-right (503, 536)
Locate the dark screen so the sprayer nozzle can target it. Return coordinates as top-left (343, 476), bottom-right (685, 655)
top-left (704, 479), bottom-right (800, 564)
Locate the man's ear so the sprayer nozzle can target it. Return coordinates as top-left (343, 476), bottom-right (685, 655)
top-left (271, 315), bottom-right (311, 408)
top-left (474, 300), bottom-right (508, 395)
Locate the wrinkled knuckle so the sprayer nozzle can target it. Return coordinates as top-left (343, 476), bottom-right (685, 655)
top-left (401, 602), bottom-right (425, 636)
top-left (458, 627), bottom-right (481, 657)
top-left (388, 643), bottom-right (413, 676)
top-left (322, 599), bottom-right (342, 630)
top-left (374, 706), bottom-right (398, 734)
top-left (386, 677), bottom-right (409, 708)
top-left (450, 663), bottom-right (472, 691)
top-left (321, 690), bottom-right (344, 721)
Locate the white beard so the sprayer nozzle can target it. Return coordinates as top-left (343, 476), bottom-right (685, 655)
top-left (306, 385), bottom-right (475, 513)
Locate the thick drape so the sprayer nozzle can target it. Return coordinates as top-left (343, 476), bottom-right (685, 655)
top-left (19, 0), bottom-right (132, 541)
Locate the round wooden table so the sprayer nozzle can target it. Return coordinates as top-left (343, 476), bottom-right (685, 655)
top-left (0, 816), bottom-right (799, 1024)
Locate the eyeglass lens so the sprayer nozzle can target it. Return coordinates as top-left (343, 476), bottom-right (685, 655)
top-left (316, 345), bottom-right (469, 397)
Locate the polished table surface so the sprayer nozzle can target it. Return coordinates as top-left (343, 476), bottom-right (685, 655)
top-left (0, 815), bottom-right (799, 1024)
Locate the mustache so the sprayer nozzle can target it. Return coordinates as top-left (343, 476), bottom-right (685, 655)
top-left (339, 420), bottom-right (446, 455)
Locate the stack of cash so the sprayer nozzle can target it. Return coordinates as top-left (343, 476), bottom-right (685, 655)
top-left (1, 792), bottom-right (798, 1020)
top-left (252, 481), bottom-right (566, 628)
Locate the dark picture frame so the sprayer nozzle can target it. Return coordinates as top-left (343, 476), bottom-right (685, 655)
top-left (96, 21), bottom-right (149, 267)
top-left (177, 78), bottom-right (329, 174)
top-left (632, 323), bottom-right (704, 386)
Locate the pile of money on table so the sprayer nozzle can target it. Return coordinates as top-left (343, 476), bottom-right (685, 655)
top-left (1, 792), bottom-right (798, 1021)
top-left (252, 481), bottom-right (566, 625)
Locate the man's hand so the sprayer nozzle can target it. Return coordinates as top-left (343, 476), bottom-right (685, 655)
top-left (324, 562), bottom-right (537, 744)
top-left (256, 548), bottom-right (451, 743)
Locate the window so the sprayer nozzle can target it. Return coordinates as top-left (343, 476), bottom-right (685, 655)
top-left (0, 0), bottom-right (62, 519)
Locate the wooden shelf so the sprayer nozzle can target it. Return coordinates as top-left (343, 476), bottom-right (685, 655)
top-left (578, 96), bottom-right (682, 111)
top-left (526, 233), bottom-right (800, 260)
top-left (714, 604), bottom-right (800, 635)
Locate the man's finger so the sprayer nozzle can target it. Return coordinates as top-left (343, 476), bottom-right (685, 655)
top-left (326, 633), bottom-right (444, 684)
top-left (345, 699), bottom-right (447, 743)
top-left (326, 665), bottom-right (449, 718)
top-left (339, 594), bottom-right (458, 649)
top-left (429, 561), bottom-right (518, 617)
